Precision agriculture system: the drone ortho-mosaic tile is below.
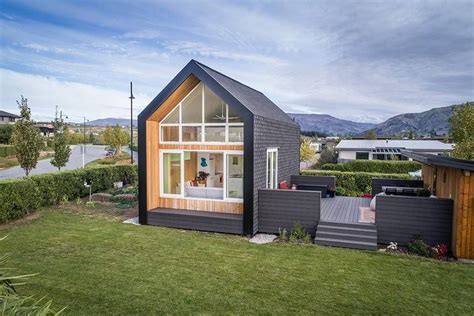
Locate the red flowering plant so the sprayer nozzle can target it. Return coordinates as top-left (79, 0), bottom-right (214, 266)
top-left (360, 193), bottom-right (372, 199)
top-left (432, 243), bottom-right (448, 259)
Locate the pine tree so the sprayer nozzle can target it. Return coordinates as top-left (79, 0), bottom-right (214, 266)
top-left (364, 129), bottom-right (377, 140)
top-left (11, 96), bottom-right (42, 176)
top-left (50, 110), bottom-right (71, 171)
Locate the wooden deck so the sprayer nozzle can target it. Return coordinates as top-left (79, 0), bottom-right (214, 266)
top-left (321, 196), bottom-right (371, 224)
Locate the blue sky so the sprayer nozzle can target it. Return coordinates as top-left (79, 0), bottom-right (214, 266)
top-left (0, 0), bottom-right (473, 123)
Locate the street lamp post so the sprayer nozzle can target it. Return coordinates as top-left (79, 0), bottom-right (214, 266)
top-left (129, 81), bottom-right (135, 165)
top-left (82, 117), bottom-right (88, 168)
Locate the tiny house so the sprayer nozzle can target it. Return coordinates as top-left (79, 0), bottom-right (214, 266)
top-left (138, 60), bottom-right (300, 235)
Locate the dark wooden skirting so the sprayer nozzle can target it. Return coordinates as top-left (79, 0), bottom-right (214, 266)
top-left (148, 208), bottom-right (243, 234)
top-left (258, 189), bottom-right (320, 235)
top-left (371, 178), bottom-right (424, 196)
top-left (376, 195), bottom-right (453, 246)
top-left (321, 196), bottom-right (370, 223)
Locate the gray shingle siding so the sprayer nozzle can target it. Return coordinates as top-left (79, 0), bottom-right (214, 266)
top-left (252, 115), bottom-right (300, 234)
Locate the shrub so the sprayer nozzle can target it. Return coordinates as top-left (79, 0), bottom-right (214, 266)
top-left (0, 145), bottom-right (16, 158)
top-left (289, 223), bottom-right (311, 243)
top-left (300, 169), bottom-right (412, 194)
top-left (0, 165), bottom-right (137, 223)
top-left (320, 160), bottom-right (421, 174)
top-left (407, 239), bottom-right (433, 258)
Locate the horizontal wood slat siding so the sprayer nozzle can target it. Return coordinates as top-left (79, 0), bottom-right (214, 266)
top-left (148, 210), bottom-right (243, 234)
top-left (159, 198), bottom-right (243, 214)
top-left (159, 144), bottom-right (243, 150)
top-left (371, 178), bottom-right (424, 196)
top-left (258, 189), bottom-right (320, 235)
top-left (376, 195), bottom-right (453, 246)
top-left (291, 175), bottom-right (336, 187)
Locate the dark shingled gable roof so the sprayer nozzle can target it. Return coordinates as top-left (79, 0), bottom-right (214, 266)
top-left (193, 60), bottom-right (297, 125)
top-left (0, 110), bottom-right (20, 118)
top-left (402, 150), bottom-right (474, 171)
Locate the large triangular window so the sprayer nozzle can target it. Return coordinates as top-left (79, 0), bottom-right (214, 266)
top-left (160, 83), bottom-right (243, 143)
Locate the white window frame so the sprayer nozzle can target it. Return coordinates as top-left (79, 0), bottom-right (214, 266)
top-left (159, 149), bottom-right (244, 203)
top-left (159, 83), bottom-right (244, 145)
top-left (266, 148), bottom-right (278, 189)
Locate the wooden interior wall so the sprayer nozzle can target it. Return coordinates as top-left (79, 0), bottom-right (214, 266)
top-left (184, 152), bottom-right (197, 182)
top-left (422, 164), bottom-right (473, 259)
top-left (145, 74), bottom-right (244, 214)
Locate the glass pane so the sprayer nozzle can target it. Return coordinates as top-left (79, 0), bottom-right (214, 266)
top-left (182, 126), bottom-right (201, 142)
top-left (229, 126), bottom-right (244, 142)
top-left (227, 154), bottom-right (243, 198)
top-left (204, 85), bottom-right (226, 123)
top-left (161, 126), bottom-right (179, 142)
top-left (163, 153), bottom-right (181, 194)
top-left (272, 152), bottom-right (278, 188)
top-left (184, 152), bottom-right (224, 199)
top-left (228, 105), bottom-right (243, 123)
top-left (205, 126), bottom-right (225, 142)
top-left (181, 85), bottom-right (202, 123)
top-left (162, 106), bottom-right (179, 123)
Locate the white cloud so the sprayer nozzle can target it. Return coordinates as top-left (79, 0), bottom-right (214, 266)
top-left (0, 69), bottom-right (152, 122)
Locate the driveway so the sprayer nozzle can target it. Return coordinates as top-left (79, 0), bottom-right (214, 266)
top-left (0, 145), bottom-right (108, 180)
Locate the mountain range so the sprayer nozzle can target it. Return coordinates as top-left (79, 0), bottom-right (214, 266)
top-left (86, 103), bottom-right (468, 136)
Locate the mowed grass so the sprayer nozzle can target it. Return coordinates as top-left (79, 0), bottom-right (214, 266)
top-left (1, 205), bottom-right (473, 315)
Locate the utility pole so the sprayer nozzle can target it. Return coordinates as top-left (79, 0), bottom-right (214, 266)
top-left (129, 81), bottom-right (135, 165)
top-left (83, 116), bottom-right (86, 168)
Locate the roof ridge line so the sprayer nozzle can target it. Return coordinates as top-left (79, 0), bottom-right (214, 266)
top-left (192, 59), bottom-right (264, 95)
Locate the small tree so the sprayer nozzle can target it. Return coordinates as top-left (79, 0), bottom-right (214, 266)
top-left (50, 112), bottom-right (71, 171)
top-left (408, 129), bottom-right (415, 139)
top-left (300, 138), bottom-right (315, 162)
top-left (364, 129), bottom-right (377, 140)
top-left (319, 148), bottom-right (337, 165)
top-left (103, 125), bottom-right (130, 155)
top-left (449, 102), bottom-right (474, 160)
top-left (11, 96), bottom-right (42, 176)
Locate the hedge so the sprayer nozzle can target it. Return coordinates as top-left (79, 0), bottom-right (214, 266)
top-left (0, 165), bottom-right (137, 223)
top-left (0, 145), bottom-right (16, 158)
top-left (320, 160), bottom-right (421, 174)
top-left (300, 169), bottom-right (413, 196)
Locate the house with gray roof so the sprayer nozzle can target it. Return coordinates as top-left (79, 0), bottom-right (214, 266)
top-left (0, 110), bottom-right (20, 125)
top-left (336, 139), bottom-right (453, 162)
top-left (138, 60), bottom-right (300, 234)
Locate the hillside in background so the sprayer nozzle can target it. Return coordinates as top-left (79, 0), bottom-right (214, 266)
top-left (367, 103), bottom-right (466, 136)
top-left (86, 118), bottom-right (137, 127)
top-left (287, 113), bottom-right (375, 135)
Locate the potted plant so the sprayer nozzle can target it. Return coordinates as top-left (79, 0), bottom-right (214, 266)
top-left (196, 171), bottom-right (210, 185)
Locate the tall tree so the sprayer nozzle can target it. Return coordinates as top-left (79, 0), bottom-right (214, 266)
top-left (103, 125), bottom-right (130, 155)
top-left (300, 138), bottom-right (316, 162)
top-left (364, 129), bottom-right (377, 140)
top-left (449, 102), bottom-right (474, 160)
top-left (11, 96), bottom-right (42, 176)
top-left (50, 111), bottom-right (71, 171)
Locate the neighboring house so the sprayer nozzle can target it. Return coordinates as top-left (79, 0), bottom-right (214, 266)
top-left (138, 60), bottom-right (300, 235)
top-left (402, 151), bottom-right (474, 260)
top-left (37, 125), bottom-right (54, 137)
top-left (336, 139), bottom-right (453, 162)
top-left (0, 110), bottom-right (20, 124)
top-left (311, 137), bottom-right (337, 153)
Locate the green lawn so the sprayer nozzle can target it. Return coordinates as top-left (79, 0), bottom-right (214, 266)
top-left (1, 205), bottom-right (473, 315)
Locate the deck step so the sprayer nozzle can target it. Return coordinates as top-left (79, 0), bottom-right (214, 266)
top-left (314, 237), bottom-right (378, 251)
top-left (315, 221), bottom-right (378, 251)
top-left (316, 225), bottom-right (377, 236)
top-left (318, 220), bottom-right (376, 230)
top-left (315, 231), bottom-right (377, 243)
